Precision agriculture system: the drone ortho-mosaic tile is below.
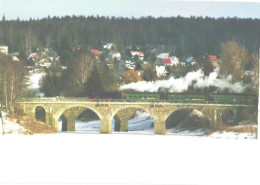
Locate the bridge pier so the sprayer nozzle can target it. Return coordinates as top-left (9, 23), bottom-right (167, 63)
top-left (151, 108), bottom-right (168, 135)
top-left (114, 108), bottom-right (137, 132)
top-left (100, 117), bottom-right (113, 134)
top-left (204, 108), bottom-right (222, 129)
top-left (154, 117), bottom-right (166, 135)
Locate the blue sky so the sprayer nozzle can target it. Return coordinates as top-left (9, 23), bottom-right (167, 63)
top-left (0, 0), bottom-right (260, 20)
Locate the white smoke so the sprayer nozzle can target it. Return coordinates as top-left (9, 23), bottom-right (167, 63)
top-left (119, 68), bottom-right (249, 93)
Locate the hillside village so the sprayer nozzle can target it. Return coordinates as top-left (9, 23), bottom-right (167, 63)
top-left (0, 41), bottom-right (255, 91)
top-left (0, 43), bottom-right (247, 79)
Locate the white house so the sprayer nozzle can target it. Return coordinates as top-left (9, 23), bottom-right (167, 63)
top-left (112, 52), bottom-right (121, 61)
top-left (130, 51), bottom-right (144, 61)
top-left (125, 60), bottom-right (135, 69)
top-left (0, 45), bottom-right (8, 55)
top-left (38, 59), bottom-right (52, 68)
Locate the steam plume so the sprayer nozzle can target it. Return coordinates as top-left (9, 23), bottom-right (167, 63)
top-left (119, 68), bottom-right (249, 93)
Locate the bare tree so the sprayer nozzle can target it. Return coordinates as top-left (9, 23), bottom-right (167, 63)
top-left (69, 53), bottom-right (95, 87)
top-left (252, 52), bottom-right (259, 96)
top-left (220, 41), bottom-right (249, 82)
top-left (0, 54), bottom-right (28, 112)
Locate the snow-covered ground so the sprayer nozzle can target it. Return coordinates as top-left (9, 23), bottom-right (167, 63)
top-left (1, 112), bottom-right (259, 185)
top-left (27, 72), bottom-right (45, 91)
top-left (0, 132), bottom-right (259, 185)
top-left (0, 112), bottom-right (28, 134)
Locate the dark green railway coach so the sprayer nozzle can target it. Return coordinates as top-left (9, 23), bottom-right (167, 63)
top-left (123, 91), bottom-right (257, 105)
top-left (125, 92), bottom-right (160, 101)
top-left (167, 93), bottom-right (207, 103)
top-left (211, 93), bottom-right (257, 104)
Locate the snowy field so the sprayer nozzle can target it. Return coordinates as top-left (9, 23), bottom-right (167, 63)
top-left (0, 112), bottom-right (259, 185)
top-left (0, 132), bottom-right (259, 185)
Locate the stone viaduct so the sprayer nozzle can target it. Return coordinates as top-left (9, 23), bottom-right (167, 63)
top-left (14, 98), bottom-right (256, 135)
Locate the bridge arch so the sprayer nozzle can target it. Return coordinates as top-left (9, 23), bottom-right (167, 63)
top-left (57, 106), bottom-right (102, 132)
top-left (54, 105), bottom-right (103, 120)
top-left (220, 109), bottom-right (235, 125)
top-left (165, 108), bottom-right (210, 132)
top-left (112, 106), bottom-right (153, 132)
top-left (35, 106), bottom-right (46, 123)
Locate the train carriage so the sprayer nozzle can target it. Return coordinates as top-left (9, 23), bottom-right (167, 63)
top-left (211, 93), bottom-right (257, 104)
top-left (125, 92), bottom-right (160, 101)
top-left (123, 91), bottom-right (257, 105)
top-left (167, 93), bottom-right (207, 103)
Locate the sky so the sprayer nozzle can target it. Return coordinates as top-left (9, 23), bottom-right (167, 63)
top-left (0, 0), bottom-right (260, 20)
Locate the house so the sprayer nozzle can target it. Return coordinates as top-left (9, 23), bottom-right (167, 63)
top-left (12, 55), bottom-right (20, 61)
top-left (169, 56), bottom-right (179, 65)
top-left (38, 59), bottom-right (52, 68)
top-left (208, 55), bottom-right (217, 62)
top-left (125, 60), bottom-right (135, 69)
top-left (91, 49), bottom-right (100, 56)
top-left (28, 53), bottom-right (39, 61)
top-left (186, 56), bottom-right (196, 67)
top-left (0, 45), bottom-right (8, 55)
top-left (156, 53), bottom-right (179, 66)
top-left (103, 43), bottom-right (115, 50)
top-left (112, 52), bottom-right (121, 61)
top-left (157, 53), bottom-right (169, 59)
top-left (208, 55), bottom-right (220, 68)
top-left (130, 51), bottom-right (144, 61)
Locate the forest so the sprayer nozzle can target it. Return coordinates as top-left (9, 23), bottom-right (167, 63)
top-left (0, 15), bottom-right (260, 60)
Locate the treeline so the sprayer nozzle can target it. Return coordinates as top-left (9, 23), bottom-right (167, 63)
top-left (1, 15), bottom-right (260, 61)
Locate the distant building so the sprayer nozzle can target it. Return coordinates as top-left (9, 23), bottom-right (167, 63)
top-left (156, 53), bottom-right (169, 59)
top-left (185, 56), bottom-right (196, 68)
top-left (208, 55), bottom-right (217, 62)
top-left (208, 55), bottom-right (220, 68)
top-left (112, 52), bottom-right (121, 61)
top-left (130, 51), bottom-right (144, 61)
top-left (156, 53), bottom-right (179, 66)
top-left (0, 45), bottom-right (8, 55)
top-left (125, 60), bottom-right (135, 69)
top-left (103, 43), bottom-right (116, 50)
top-left (28, 53), bottom-right (39, 61)
top-left (38, 59), bottom-right (52, 68)
top-left (91, 49), bottom-right (100, 55)
top-left (12, 55), bottom-right (20, 61)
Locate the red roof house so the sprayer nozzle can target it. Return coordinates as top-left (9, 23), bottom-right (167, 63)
top-left (208, 55), bottom-right (217, 62)
top-left (91, 49), bottom-right (100, 55)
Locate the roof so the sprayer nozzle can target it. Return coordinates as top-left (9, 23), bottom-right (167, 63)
top-left (131, 51), bottom-right (144, 57)
top-left (29, 53), bottom-right (38, 58)
top-left (91, 49), bottom-right (99, 55)
top-left (186, 56), bottom-right (194, 63)
top-left (208, 55), bottom-right (217, 62)
top-left (162, 58), bottom-right (171, 64)
top-left (157, 53), bottom-right (169, 59)
top-left (103, 43), bottom-right (113, 50)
